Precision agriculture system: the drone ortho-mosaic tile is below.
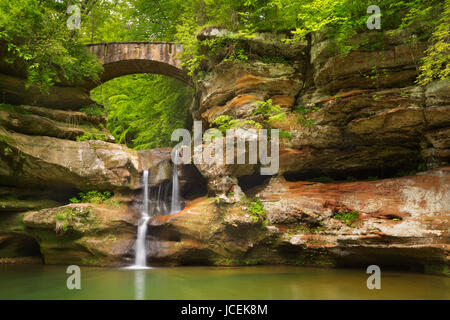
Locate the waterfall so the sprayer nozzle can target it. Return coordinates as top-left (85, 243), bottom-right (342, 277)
top-left (130, 170), bottom-right (150, 269)
top-left (128, 156), bottom-right (183, 269)
top-left (170, 152), bottom-right (181, 214)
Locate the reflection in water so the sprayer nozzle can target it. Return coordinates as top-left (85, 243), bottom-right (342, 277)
top-left (0, 265), bottom-right (448, 300)
top-left (134, 270), bottom-right (146, 300)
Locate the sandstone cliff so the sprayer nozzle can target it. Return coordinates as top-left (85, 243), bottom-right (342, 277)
top-left (0, 28), bottom-right (448, 274)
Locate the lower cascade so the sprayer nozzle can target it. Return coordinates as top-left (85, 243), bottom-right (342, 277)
top-left (130, 170), bottom-right (150, 269)
top-left (130, 161), bottom-right (183, 268)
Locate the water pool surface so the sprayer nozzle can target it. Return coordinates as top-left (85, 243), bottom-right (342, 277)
top-left (0, 265), bottom-right (448, 300)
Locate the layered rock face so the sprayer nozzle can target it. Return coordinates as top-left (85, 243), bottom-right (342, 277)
top-left (21, 203), bottom-right (137, 266)
top-left (0, 202), bottom-right (137, 266)
top-left (0, 28), bottom-right (448, 273)
top-left (0, 104), bottom-right (144, 190)
top-left (147, 168), bottom-right (449, 274)
top-left (193, 28), bottom-right (450, 195)
top-left (0, 98), bottom-right (176, 264)
top-left (0, 73), bottom-right (93, 108)
top-left (141, 28), bottom-right (448, 274)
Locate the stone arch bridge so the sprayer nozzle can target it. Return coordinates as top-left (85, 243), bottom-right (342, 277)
top-left (0, 42), bottom-right (193, 107)
top-left (87, 42), bottom-right (192, 87)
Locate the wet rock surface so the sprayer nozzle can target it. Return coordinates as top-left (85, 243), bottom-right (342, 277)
top-left (146, 168), bottom-right (449, 275)
top-left (18, 203), bottom-right (136, 266)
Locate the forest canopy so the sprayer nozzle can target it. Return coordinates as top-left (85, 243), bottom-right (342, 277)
top-left (0, 0), bottom-right (448, 148)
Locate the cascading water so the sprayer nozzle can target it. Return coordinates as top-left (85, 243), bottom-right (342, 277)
top-left (128, 160), bottom-right (184, 269)
top-left (130, 170), bottom-right (150, 269)
top-left (170, 151), bottom-right (181, 214)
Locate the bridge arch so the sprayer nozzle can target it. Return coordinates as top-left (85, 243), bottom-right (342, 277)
top-left (87, 42), bottom-right (193, 88)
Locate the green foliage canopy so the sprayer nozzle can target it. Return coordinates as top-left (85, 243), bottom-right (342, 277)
top-left (1, 0), bottom-right (447, 151)
top-left (91, 74), bottom-right (193, 150)
top-left (0, 0), bottom-right (103, 91)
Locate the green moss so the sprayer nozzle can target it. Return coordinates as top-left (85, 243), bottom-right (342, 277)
top-left (241, 196), bottom-right (267, 226)
top-left (293, 105), bottom-right (319, 128)
top-left (279, 130), bottom-right (292, 139)
top-left (214, 197), bottom-right (229, 220)
top-left (0, 133), bottom-right (15, 145)
top-left (76, 129), bottom-right (108, 142)
top-left (260, 56), bottom-right (288, 64)
top-left (253, 99), bottom-right (286, 124)
top-left (0, 198), bottom-right (59, 212)
top-left (55, 207), bottom-right (99, 234)
top-left (293, 105), bottom-right (320, 114)
top-left (213, 257), bottom-right (237, 266)
top-left (69, 191), bottom-right (112, 205)
top-left (394, 164), bottom-right (428, 178)
top-left (210, 115), bottom-right (263, 136)
top-left (223, 47), bottom-right (249, 62)
top-left (103, 197), bottom-right (120, 208)
top-left (81, 257), bottom-right (100, 266)
top-left (13, 213), bottom-right (26, 232)
top-left (0, 103), bottom-right (32, 114)
top-left (312, 258), bottom-right (336, 267)
top-left (79, 104), bottom-right (105, 117)
top-left (297, 116), bottom-right (315, 127)
top-left (103, 234), bottom-right (117, 242)
top-left (32, 228), bottom-right (78, 242)
top-left (333, 211), bottom-right (360, 226)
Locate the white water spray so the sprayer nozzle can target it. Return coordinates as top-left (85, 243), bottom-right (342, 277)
top-left (170, 151), bottom-right (181, 214)
top-left (128, 159), bottom-right (183, 269)
top-left (131, 170), bottom-right (150, 269)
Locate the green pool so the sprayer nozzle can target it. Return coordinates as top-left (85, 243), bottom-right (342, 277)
top-left (0, 265), bottom-right (448, 300)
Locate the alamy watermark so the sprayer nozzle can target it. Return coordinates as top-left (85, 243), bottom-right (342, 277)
top-left (367, 5), bottom-right (381, 30)
top-left (62, 3), bottom-right (380, 31)
top-left (66, 265), bottom-right (81, 290)
top-left (366, 265), bottom-right (381, 289)
top-left (66, 4), bottom-right (81, 30)
top-left (56, 0), bottom-right (81, 30)
top-left (171, 121), bottom-right (279, 175)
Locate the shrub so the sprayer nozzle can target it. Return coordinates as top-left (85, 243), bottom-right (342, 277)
top-left (224, 47), bottom-right (249, 62)
top-left (333, 211), bottom-right (359, 226)
top-left (253, 99), bottom-right (286, 123)
top-left (242, 196), bottom-right (267, 227)
top-left (69, 191), bottom-right (112, 205)
top-left (75, 130), bottom-right (108, 142)
top-left (55, 207), bottom-right (98, 234)
top-left (210, 115), bottom-right (263, 136)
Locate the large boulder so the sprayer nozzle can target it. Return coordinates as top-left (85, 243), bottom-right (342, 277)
top-left (21, 203), bottom-right (136, 266)
top-left (0, 127), bottom-right (140, 190)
